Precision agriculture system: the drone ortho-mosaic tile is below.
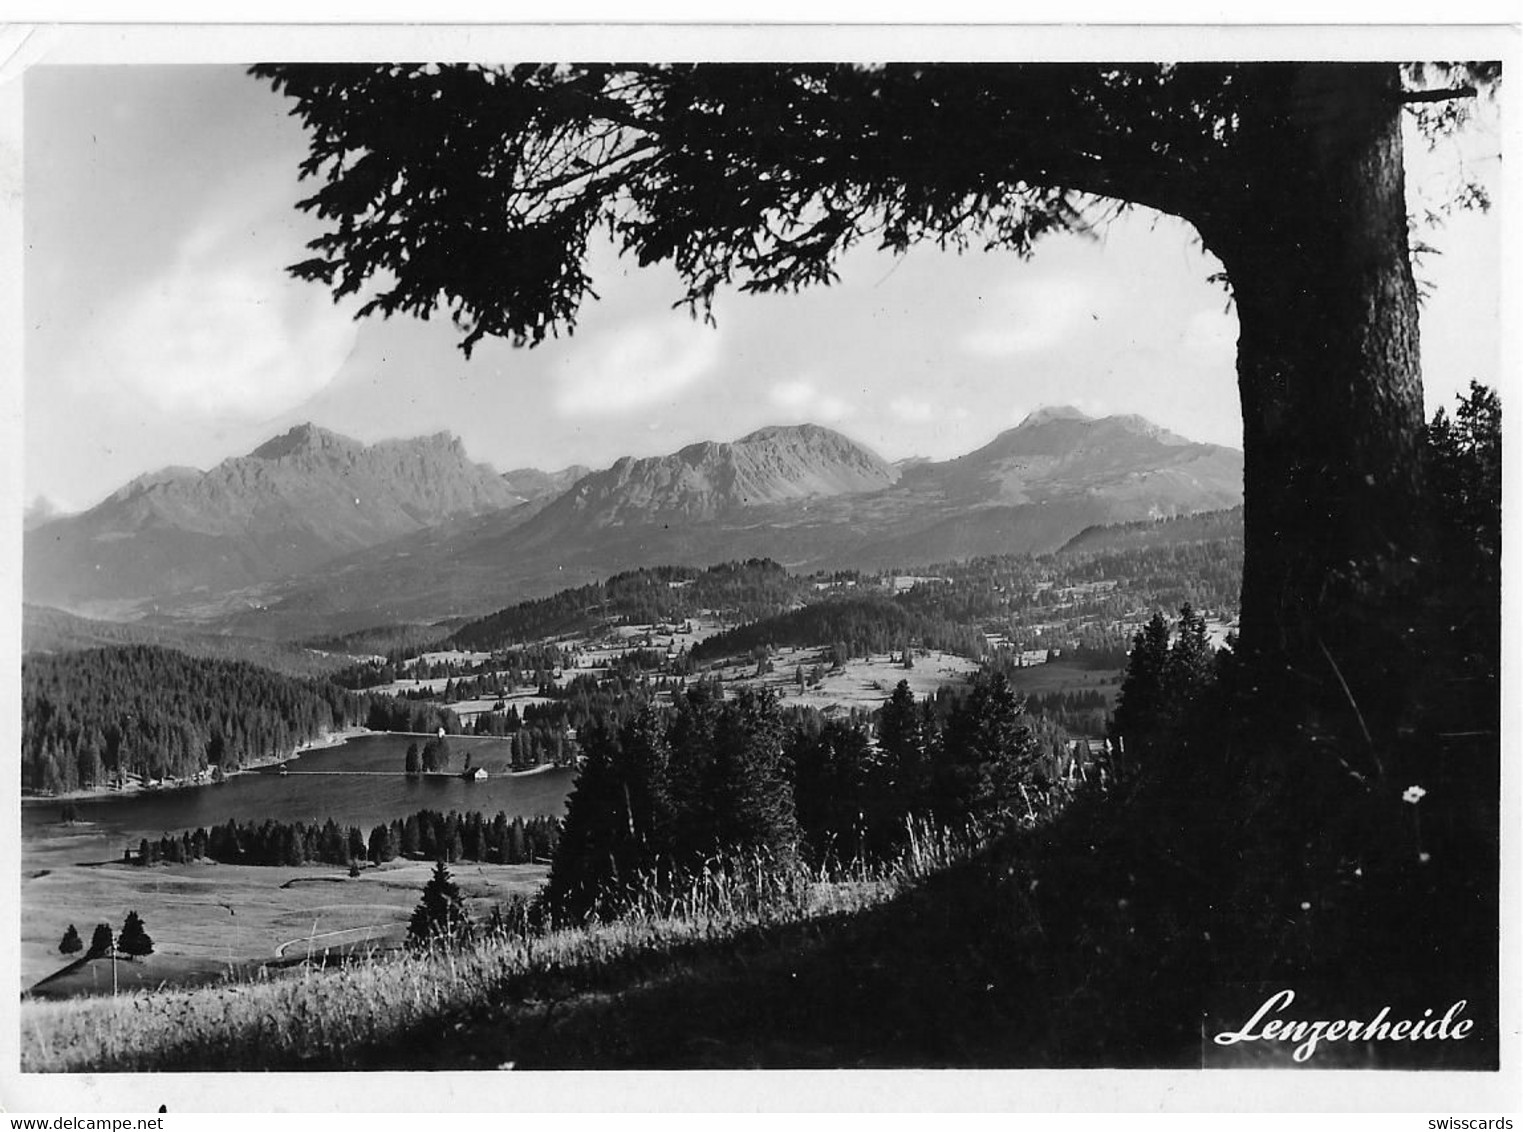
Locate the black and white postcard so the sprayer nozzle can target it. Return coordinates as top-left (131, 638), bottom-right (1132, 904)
top-left (3, 15), bottom-right (1517, 1118)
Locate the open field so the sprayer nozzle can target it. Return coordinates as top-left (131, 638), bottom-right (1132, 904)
top-left (1001, 659), bottom-right (1124, 701)
top-left (706, 650), bottom-right (1122, 713)
top-left (20, 820), bottom-right (991, 1072)
top-left (733, 648), bottom-right (981, 710)
top-left (23, 855), bottom-right (549, 998)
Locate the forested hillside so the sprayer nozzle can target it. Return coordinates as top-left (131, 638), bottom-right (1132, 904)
top-left (389, 513), bottom-right (1243, 678)
top-left (21, 646), bottom-right (369, 793)
top-left (1056, 506), bottom-right (1243, 555)
top-left (448, 559), bottom-right (820, 651)
top-left (690, 595), bottom-right (990, 665)
top-left (684, 516), bottom-right (1243, 669)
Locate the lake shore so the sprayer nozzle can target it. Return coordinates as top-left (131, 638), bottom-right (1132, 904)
top-left (20, 725), bottom-right (371, 807)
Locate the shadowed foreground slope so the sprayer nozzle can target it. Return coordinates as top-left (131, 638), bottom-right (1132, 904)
top-left (23, 818), bottom-right (1199, 1072)
top-left (22, 760), bottom-right (1497, 1073)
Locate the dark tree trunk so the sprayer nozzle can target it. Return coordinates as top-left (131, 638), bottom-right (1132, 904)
top-left (1195, 65), bottom-right (1426, 726)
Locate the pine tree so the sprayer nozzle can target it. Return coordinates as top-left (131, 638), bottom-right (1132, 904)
top-left (543, 724), bottom-right (630, 921)
top-left (792, 719), bottom-right (874, 862)
top-left (408, 860), bottom-right (470, 946)
top-left (704, 689), bottom-right (799, 859)
top-left (1428, 381), bottom-right (1502, 582)
top-left (421, 735), bottom-right (451, 773)
top-left (1112, 612), bottom-right (1172, 757)
top-left (88, 922), bottom-right (114, 957)
top-left (117, 911), bottom-right (153, 958)
top-left (368, 822), bottom-right (395, 864)
top-left (666, 681), bottom-right (723, 858)
top-left (878, 679), bottom-right (928, 822)
top-left (935, 670), bottom-right (1038, 820)
top-left (1165, 604), bottom-right (1216, 716)
top-left (59, 924), bottom-right (83, 955)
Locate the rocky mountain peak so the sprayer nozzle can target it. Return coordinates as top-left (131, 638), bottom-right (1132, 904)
top-left (738, 422), bottom-right (845, 446)
top-left (1016, 405), bottom-right (1093, 428)
top-left (249, 422), bottom-right (356, 461)
top-left (538, 422), bottom-right (899, 530)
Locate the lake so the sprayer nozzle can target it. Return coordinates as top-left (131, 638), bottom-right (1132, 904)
top-left (22, 733), bottom-right (577, 866)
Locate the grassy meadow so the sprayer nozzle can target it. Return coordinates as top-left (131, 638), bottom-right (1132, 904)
top-left (21, 822), bottom-right (988, 1072)
top-left (23, 856), bottom-right (550, 999)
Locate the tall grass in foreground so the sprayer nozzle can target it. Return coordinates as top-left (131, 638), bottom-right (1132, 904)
top-left (19, 814), bottom-right (995, 1072)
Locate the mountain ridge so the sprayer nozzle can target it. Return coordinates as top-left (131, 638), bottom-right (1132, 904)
top-left (24, 424), bottom-right (530, 609)
top-left (538, 422), bottom-right (898, 530)
top-left (25, 411), bottom-right (1244, 635)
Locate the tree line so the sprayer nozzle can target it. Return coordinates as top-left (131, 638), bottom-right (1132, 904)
top-left (543, 670), bottom-right (1097, 922)
top-left (133, 808), bottom-right (561, 869)
top-left (331, 641), bottom-right (568, 693)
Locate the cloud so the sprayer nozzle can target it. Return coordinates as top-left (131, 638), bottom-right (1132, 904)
top-left (770, 379), bottom-right (816, 413)
top-left (80, 209), bottom-right (359, 419)
top-left (556, 319), bottom-right (722, 416)
top-left (889, 396), bottom-right (935, 423)
top-left (768, 378), bottom-right (854, 423)
top-left (960, 278), bottom-right (1099, 358)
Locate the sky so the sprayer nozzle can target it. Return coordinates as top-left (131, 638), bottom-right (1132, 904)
top-left (22, 62), bottom-right (1504, 514)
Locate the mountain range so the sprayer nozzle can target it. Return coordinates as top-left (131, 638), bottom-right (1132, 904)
top-left (24, 408), bottom-right (1243, 638)
top-left (23, 424), bottom-right (570, 611)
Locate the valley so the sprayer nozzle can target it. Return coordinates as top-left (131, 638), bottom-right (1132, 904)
top-left (18, 381), bottom-right (1503, 1079)
top-left (21, 484), bottom-right (1241, 1005)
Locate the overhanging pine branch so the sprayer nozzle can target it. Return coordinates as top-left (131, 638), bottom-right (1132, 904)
top-left (1400, 85), bottom-right (1478, 103)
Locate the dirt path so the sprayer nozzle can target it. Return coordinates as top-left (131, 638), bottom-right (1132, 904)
top-left (274, 924), bottom-right (390, 958)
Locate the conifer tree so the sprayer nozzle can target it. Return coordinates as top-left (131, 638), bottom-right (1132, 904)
top-left (368, 822), bottom-right (395, 864)
top-left (544, 724), bottom-right (631, 920)
top-left (1164, 604), bottom-right (1216, 718)
top-left (619, 707), bottom-right (676, 857)
top-left (58, 924), bottom-right (83, 955)
top-left (117, 911), bottom-right (153, 958)
top-left (421, 735), bottom-right (451, 773)
top-left (665, 680), bottom-right (723, 858)
top-left (704, 689), bottom-right (799, 859)
top-left (408, 859), bottom-right (470, 946)
top-left (88, 922), bottom-right (114, 957)
top-left (935, 669), bottom-right (1038, 820)
top-left (1112, 612), bottom-right (1172, 757)
top-left (878, 679), bottom-right (928, 822)
top-left (1428, 381), bottom-right (1502, 583)
top-left (792, 719), bottom-right (874, 862)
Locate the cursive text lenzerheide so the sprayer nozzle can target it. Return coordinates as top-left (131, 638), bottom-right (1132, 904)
top-left (1213, 989), bottom-right (1474, 1063)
